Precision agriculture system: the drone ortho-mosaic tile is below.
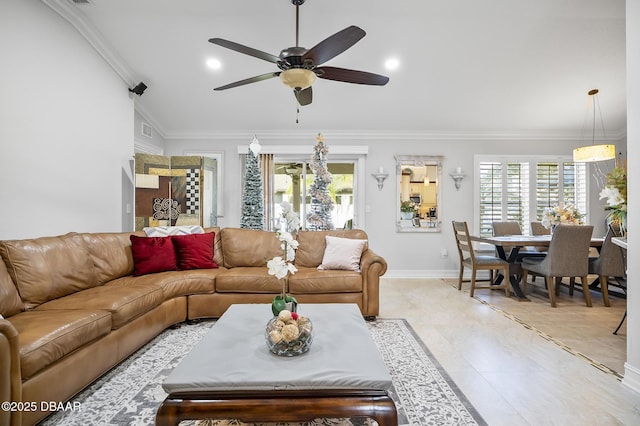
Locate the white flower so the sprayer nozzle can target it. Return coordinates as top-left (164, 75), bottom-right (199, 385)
top-left (280, 201), bottom-right (300, 232)
top-left (599, 186), bottom-right (625, 207)
top-left (267, 257), bottom-right (297, 279)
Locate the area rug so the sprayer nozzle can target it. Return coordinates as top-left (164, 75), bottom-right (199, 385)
top-left (41, 318), bottom-right (486, 426)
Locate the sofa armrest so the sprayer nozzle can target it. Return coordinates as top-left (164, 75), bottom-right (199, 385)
top-left (0, 319), bottom-right (22, 426)
top-left (359, 249), bottom-right (387, 319)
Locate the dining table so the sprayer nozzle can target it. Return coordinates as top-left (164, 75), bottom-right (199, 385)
top-left (469, 234), bottom-right (603, 300)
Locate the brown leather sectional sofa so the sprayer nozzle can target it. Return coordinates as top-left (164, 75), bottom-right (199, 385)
top-left (0, 227), bottom-right (386, 426)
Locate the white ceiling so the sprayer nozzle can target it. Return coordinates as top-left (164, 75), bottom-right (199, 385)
top-left (47, 0), bottom-right (627, 140)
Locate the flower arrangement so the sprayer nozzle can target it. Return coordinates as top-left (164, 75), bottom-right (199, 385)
top-left (599, 162), bottom-right (627, 234)
top-left (280, 201), bottom-right (300, 233)
top-left (267, 230), bottom-right (299, 315)
top-left (541, 203), bottom-right (585, 230)
top-left (400, 200), bottom-right (415, 213)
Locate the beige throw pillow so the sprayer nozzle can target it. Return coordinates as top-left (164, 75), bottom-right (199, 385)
top-left (318, 236), bottom-right (367, 271)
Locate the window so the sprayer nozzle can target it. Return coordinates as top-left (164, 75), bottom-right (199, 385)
top-left (475, 156), bottom-right (587, 237)
top-left (273, 161), bottom-right (355, 231)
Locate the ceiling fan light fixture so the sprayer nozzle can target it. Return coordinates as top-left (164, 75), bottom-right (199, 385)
top-left (279, 68), bottom-right (316, 90)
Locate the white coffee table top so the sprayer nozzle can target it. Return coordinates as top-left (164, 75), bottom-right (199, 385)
top-left (162, 303), bottom-right (392, 393)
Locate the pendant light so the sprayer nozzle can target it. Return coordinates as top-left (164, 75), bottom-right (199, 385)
top-left (572, 89), bottom-right (615, 162)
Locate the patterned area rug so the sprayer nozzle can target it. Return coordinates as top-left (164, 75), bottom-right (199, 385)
top-left (41, 318), bottom-right (485, 426)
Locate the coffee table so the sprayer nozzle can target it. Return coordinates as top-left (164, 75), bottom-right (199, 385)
top-left (156, 303), bottom-right (397, 425)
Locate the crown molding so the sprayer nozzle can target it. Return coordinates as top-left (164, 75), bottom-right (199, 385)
top-left (41, 0), bottom-right (136, 86)
top-left (163, 128), bottom-right (628, 142)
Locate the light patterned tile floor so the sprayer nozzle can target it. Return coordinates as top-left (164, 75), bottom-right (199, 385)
top-left (379, 278), bottom-right (638, 426)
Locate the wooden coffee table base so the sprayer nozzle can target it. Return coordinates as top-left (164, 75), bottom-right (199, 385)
top-left (156, 389), bottom-right (398, 426)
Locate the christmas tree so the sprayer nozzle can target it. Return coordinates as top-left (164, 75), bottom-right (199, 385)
top-left (306, 133), bottom-right (335, 230)
top-left (240, 138), bottom-right (265, 229)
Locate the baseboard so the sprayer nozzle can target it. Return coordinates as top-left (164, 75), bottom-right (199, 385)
top-left (383, 269), bottom-right (493, 280)
top-left (623, 362), bottom-right (640, 395)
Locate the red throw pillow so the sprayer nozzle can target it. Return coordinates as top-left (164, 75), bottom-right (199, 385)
top-left (130, 235), bottom-right (177, 276)
top-left (171, 232), bottom-right (218, 270)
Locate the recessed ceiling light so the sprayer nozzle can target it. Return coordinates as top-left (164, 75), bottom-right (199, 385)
top-left (206, 58), bottom-right (222, 71)
top-left (384, 58), bottom-right (400, 71)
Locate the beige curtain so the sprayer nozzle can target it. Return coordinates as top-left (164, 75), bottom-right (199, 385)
top-left (261, 153), bottom-right (275, 231)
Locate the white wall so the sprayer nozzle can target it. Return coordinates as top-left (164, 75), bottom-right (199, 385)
top-left (0, 0), bottom-right (135, 239)
top-left (623, 0), bottom-right (640, 394)
top-left (165, 134), bottom-right (625, 275)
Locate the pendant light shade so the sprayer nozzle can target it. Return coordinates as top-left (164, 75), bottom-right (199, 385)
top-left (572, 144), bottom-right (616, 162)
top-left (572, 89), bottom-right (615, 163)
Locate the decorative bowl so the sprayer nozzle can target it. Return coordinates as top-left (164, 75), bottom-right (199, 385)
top-left (265, 314), bottom-right (313, 356)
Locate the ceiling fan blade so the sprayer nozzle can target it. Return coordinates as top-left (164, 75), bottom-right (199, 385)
top-left (302, 26), bottom-right (366, 66)
top-left (294, 87), bottom-right (313, 106)
top-left (208, 38), bottom-right (280, 64)
top-left (214, 72), bottom-right (280, 91)
top-left (315, 66), bottom-right (389, 86)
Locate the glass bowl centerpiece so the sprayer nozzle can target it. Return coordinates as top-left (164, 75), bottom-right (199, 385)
top-left (265, 309), bottom-right (313, 356)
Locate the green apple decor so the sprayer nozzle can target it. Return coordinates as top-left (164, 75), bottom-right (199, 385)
top-left (267, 230), bottom-right (299, 316)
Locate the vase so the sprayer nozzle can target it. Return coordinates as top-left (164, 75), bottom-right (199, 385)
top-left (265, 315), bottom-right (313, 356)
top-left (400, 211), bottom-right (414, 220)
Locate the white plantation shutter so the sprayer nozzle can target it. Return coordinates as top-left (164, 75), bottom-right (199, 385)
top-left (476, 156), bottom-right (587, 237)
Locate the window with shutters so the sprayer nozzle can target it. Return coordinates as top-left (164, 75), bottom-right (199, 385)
top-left (475, 156), bottom-right (587, 237)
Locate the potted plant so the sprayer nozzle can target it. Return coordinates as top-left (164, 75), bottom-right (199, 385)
top-left (400, 200), bottom-right (415, 220)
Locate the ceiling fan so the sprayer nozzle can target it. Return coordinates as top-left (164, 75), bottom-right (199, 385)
top-left (208, 0), bottom-right (389, 106)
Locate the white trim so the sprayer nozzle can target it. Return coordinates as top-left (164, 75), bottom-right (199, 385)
top-left (623, 363), bottom-right (640, 394)
top-left (134, 139), bottom-right (163, 155)
top-left (41, 0), bottom-right (137, 86)
top-left (237, 145), bottom-right (368, 155)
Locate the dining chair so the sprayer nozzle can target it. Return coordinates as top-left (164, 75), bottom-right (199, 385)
top-left (492, 221), bottom-right (545, 259)
top-left (530, 221), bottom-right (550, 252)
top-left (574, 224), bottom-right (625, 307)
top-left (452, 221), bottom-right (511, 298)
top-left (521, 224), bottom-right (594, 307)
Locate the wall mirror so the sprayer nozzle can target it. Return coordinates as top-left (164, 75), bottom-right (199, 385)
top-left (395, 155), bottom-right (443, 233)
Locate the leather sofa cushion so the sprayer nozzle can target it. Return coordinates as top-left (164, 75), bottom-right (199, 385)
top-left (0, 259), bottom-right (23, 317)
top-left (0, 233), bottom-right (98, 309)
top-left (35, 282), bottom-right (163, 329)
top-left (216, 268), bottom-right (283, 293)
top-left (288, 267), bottom-right (362, 293)
top-left (83, 232), bottom-right (142, 284)
top-left (220, 228), bottom-right (282, 268)
top-left (110, 269), bottom-right (221, 299)
top-left (295, 230), bottom-right (369, 268)
top-left (8, 309), bottom-right (111, 380)
top-left (203, 227), bottom-right (224, 267)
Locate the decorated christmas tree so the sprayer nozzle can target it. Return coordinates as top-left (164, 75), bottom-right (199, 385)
top-left (306, 133), bottom-right (334, 230)
top-left (240, 138), bottom-right (265, 229)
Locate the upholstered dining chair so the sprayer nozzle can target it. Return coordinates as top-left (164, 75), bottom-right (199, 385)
top-left (576, 224), bottom-right (625, 307)
top-left (521, 224), bottom-right (594, 307)
top-left (492, 221), bottom-right (545, 259)
top-left (452, 221), bottom-right (511, 298)
top-left (530, 221), bottom-right (550, 252)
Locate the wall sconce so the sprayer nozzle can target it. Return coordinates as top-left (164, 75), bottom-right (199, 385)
top-left (449, 167), bottom-right (466, 190)
top-left (371, 167), bottom-right (388, 191)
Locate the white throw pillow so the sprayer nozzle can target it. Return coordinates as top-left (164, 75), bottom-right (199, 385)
top-left (143, 225), bottom-right (204, 237)
top-left (318, 236), bottom-right (367, 271)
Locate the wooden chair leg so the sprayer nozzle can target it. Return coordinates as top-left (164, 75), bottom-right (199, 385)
top-left (503, 266), bottom-right (511, 297)
top-left (521, 270), bottom-right (528, 295)
top-left (458, 266), bottom-right (464, 290)
top-left (581, 276), bottom-right (592, 307)
top-left (469, 270), bottom-right (476, 297)
top-left (600, 275), bottom-right (611, 307)
top-left (546, 276), bottom-right (557, 307)
top-left (569, 277), bottom-right (575, 296)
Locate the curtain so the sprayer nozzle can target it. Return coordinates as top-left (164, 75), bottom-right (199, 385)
top-left (261, 153), bottom-right (275, 231)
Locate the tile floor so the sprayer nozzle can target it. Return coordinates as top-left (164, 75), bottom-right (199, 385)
top-left (379, 277), bottom-right (639, 426)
